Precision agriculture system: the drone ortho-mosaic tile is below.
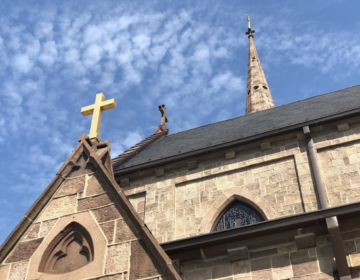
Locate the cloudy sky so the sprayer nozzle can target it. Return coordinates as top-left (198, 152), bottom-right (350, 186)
top-left (1, 0), bottom-right (360, 244)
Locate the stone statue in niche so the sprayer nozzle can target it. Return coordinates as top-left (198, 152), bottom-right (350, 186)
top-left (39, 222), bottom-right (94, 274)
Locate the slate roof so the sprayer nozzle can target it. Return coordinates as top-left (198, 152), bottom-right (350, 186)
top-left (112, 131), bottom-right (166, 168)
top-left (113, 85), bottom-right (360, 171)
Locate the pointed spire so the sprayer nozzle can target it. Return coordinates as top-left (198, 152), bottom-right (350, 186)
top-left (245, 15), bottom-right (275, 114)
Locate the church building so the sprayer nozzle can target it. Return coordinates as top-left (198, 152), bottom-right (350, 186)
top-left (2, 16), bottom-right (360, 280)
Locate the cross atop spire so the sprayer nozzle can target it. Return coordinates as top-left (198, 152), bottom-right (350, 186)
top-left (245, 14), bottom-right (255, 38)
top-left (244, 15), bottom-right (275, 114)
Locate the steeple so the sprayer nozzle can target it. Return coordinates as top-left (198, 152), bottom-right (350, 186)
top-left (245, 15), bottom-right (275, 114)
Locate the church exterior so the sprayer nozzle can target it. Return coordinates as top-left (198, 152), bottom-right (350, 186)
top-left (1, 18), bottom-right (360, 280)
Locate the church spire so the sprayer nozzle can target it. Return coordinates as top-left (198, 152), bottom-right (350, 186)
top-left (245, 15), bottom-right (275, 114)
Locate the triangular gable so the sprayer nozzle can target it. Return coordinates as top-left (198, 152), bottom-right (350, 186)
top-left (0, 133), bottom-right (181, 280)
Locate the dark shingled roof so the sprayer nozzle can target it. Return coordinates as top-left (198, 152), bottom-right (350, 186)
top-left (113, 85), bottom-right (360, 171)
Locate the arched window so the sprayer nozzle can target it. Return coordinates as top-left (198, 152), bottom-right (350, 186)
top-left (214, 202), bottom-right (264, 232)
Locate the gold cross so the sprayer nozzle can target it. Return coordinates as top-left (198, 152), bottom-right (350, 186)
top-left (81, 93), bottom-right (117, 140)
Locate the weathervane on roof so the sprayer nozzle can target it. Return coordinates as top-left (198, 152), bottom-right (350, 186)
top-left (245, 14), bottom-right (255, 38)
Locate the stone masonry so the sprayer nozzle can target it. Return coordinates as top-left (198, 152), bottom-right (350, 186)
top-left (119, 116), bottom-right (360, 245)
top-left (0, 174), bottom-right (166, 280)
top-left (180, 225), bottom-right (360, 280)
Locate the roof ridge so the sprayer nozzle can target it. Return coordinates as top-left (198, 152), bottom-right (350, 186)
top-left (112, 132), bottom-right (166, 167)
top-left (164, 84), bottom-right (360, 138)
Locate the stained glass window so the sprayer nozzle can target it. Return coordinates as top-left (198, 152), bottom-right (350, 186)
top-left (214, 202), bottom-right (264, 232)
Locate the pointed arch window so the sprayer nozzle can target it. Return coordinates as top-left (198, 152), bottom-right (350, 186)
top-left (214, 202), bottom-right (264, 232)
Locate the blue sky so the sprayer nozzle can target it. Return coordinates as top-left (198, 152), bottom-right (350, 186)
top-left (1, 0), bottom-right (360, 245)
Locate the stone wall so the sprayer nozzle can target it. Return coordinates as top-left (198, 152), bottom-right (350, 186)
top-left (180, 227), bottom-right (360, 280)
top-left (119, 117), bottom-right (360, 242)
top-left (0, 174), bottom-right (166, 280)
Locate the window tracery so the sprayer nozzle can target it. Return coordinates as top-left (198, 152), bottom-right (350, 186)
top-left (39, 222), bottom-right (94, 274)
top-left (214, 202), bottom-right (264, 232)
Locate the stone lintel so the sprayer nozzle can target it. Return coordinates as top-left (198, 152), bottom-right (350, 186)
top-left (225, 151), bottom-right (236, 160)
top-left (294, 233), bottom-right (316, 250)
top-left (156, 168), bottom-right (165, 177)
top-left (120, 178), bottom-right (130, 187)
top-left (260, 142), bottom-right (271, 151)
top-left (337, 123), bottom-right (350, 132)
top-left (227, 247), bottom-right (248, 262)
top-left (187, 161), bottom-right (198, 170)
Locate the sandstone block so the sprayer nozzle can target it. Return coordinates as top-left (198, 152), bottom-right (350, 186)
top-left (7, 238), bottom-right (43, 263)
top-left (251, 257), bottom-right (271, 271)
top-left (156, 168), bottom-right (165, 177)
top-left (8, 261), bottom-right (29, 280)
top-left (86, 175), bottom-right (104, 196)
top-left (187, 161), bottom-right (198, 170)
top-left (292, 257), bottom-right (319, 276)
top-left (184, 268), bottom-right (211, 280)
top-left (233, 260), bottom-right (250, 277)
top-left (228, 247), bottom-right (248, 262)
top-left (120, 178), bottom-right (130, 187)
top-left (105, 243), bottom-right (129, 274)
top-left (278, 243), bottom-right (297, 253)
top-left (92, 205), bottom-right (123, 223)
top-left (56, 176), bottom-right (85, 197)
top-left (23, 223), bottom-right (40, 240)
top-left (295, 233), bottom-right (316, 250)
top-left (39, 219), bottom-right (57, 237)
top-left (77, 194), bottom-right (112, 211)
top-left (115, 219), bottom-right (138, 243)
top-left (272, 268), bottom-right (292, 280)
top-left (342, 229), bottom-right (360, 240)
top-left (37, 195), bottom-right (77, 221)
top-left (181, 263), bottom-right (196, 272)
top-left (337, 123), bottom-right (350, 132)
top-left (100, 221), bottom-right (115, 244)
top-left (226, 151), bottom-right (236, 159)
top-left (317, 244), bottom-right (334, 259)
top-left (272, 253), bottom-right (290, 269)
top-left (350, 252), bottom-right (360, 267)
top-left (196, 257), bottom-right (229, 269)
top-left (130, 240), bottom-right (160, 280)
top-left (212, 264), bottom-right (232, 279)
top-left (260, 142), bottom-right (271, 151)
top-left (249, 248), bottom-right (278, 259)
top-left (251, 270), bottom-right (273, 280)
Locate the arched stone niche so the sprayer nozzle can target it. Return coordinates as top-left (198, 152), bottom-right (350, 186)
top-left (39, 222), bottom-right (94, 274)
top-left (28, 211), bottom-right (106, 280)
top-left (198, 188), bottom-right (277, 234)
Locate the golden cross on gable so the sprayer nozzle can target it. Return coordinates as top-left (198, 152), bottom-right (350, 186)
top-left (81, 93), bottom-right (117, 140)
